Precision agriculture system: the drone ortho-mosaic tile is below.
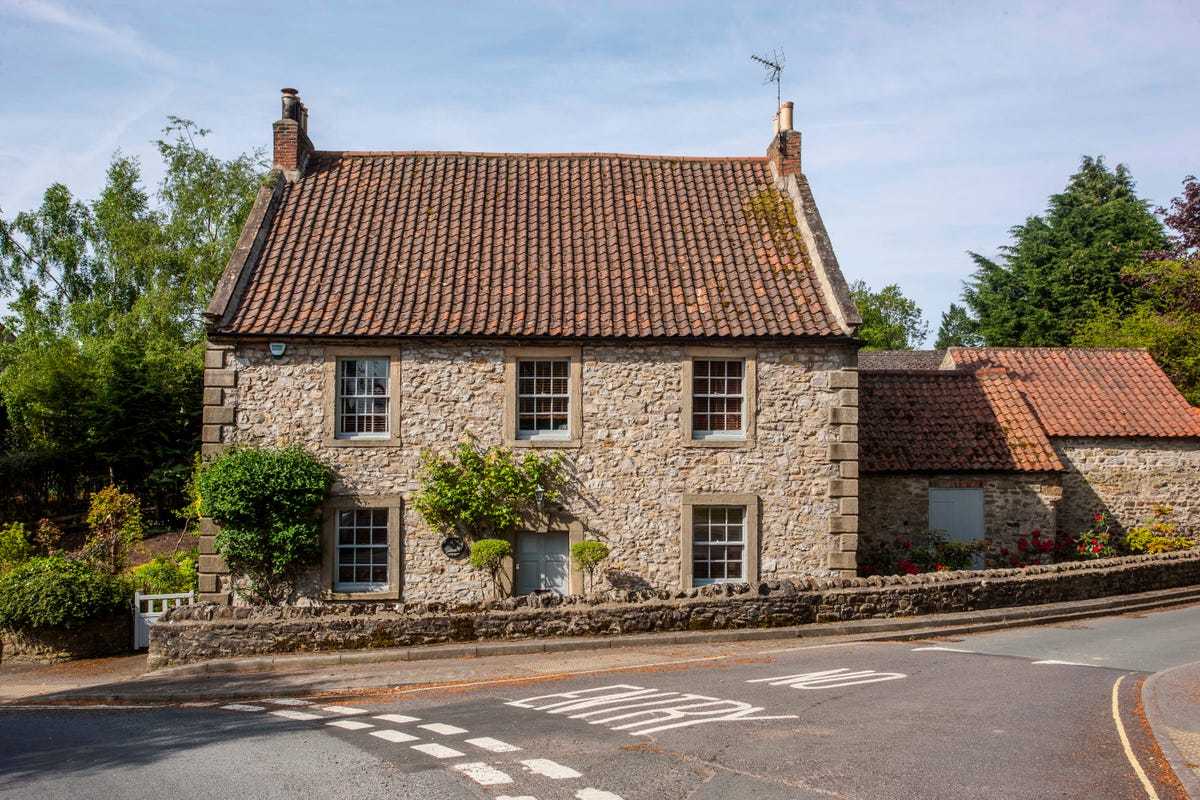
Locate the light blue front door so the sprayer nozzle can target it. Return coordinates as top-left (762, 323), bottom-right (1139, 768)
top-left (929, 487), bottom-right (985, 567)
top-left (514, 532), bottom-right (569, 595)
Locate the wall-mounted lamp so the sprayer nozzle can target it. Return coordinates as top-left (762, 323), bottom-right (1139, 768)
top-left (268, 342), bottom-right (287, 359)
top-left (534, 484), bottom-right (545, 511)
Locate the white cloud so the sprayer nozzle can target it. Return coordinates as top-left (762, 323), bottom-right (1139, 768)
top-left (1, 0), bottom-right (177, 70)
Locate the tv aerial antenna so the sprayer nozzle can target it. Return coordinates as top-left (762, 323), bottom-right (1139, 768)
top-left (751, 49), bottom-right (785, 113)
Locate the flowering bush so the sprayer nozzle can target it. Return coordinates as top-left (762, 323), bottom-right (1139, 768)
top-left (985, 529), bottom-right (1075, 568)
top-left (859, 531), bottom-right (986, 577)
top-left (1074, 513), bottom-right (1118, 559)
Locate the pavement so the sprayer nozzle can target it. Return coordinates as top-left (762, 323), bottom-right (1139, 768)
top-left (2, 587), bottom-right (1199, 798)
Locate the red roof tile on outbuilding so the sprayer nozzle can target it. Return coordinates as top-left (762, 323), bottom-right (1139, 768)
top-left (946, 348), bottom-right (1200, 438)
top-left (860, 370), bottom-right (1062, 473)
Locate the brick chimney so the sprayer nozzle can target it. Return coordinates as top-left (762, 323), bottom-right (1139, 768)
top-left (273, 88), bottom-right (313, 180)
top-left (766, 101), bottom-right (801, 178)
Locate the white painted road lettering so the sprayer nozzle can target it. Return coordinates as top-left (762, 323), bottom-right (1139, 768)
top-left (747, 668), bottom-right (906, 689)
top-left (508, 684), bottom-right (798, 735)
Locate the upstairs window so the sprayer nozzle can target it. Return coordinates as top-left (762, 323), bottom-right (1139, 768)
top-left (517, 359), bottom-right (571, 439)
top-left (692, 359), bottom-right (745, 438)
top-left (338, 357), bottom-right (390, 437)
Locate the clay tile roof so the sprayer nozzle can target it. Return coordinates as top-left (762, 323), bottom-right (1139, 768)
top-left (859, 370), bottom-right (1063, 473)
top-left (216, 151), bottom-right (847, 340)
top-left (858, 350), bottom-right (947, 371)
top-left (946, 348), bottom-right (1200, 438)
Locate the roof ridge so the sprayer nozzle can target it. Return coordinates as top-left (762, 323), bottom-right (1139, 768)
top-left (314, 150), bottom-right (769, 163)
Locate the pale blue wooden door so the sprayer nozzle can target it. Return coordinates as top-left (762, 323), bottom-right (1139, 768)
top-left (515, 532), bottom-right (569, 595)
top-left (928, 487), bottom-right (985, 567)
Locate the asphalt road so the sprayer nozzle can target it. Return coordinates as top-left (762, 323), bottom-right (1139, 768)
top-left (3, 605), bottom-right (1197, 799)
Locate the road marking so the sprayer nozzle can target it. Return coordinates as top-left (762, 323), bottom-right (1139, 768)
top-left (326, 719), bottom-right (374, 730)
top-left (577, 790), bottom-right (626, 800)
top-left (375, 713), bottom-right (421, 724)
top-left (1033, 659), bottom-right (1102, 667)
top-left (466, 736), bottom-right (522, 752)
top-left (181, 701), bottom-right (219, 707)
top-left (263, 698), bottom-right (311, 706)
top-left (912, 646), bottom-right (974, 653)
top-left (270, 710), bottom-right (323, 721)
top-left (370, 729), bottom-right (420, 743)
top-left (322, 705), bottom-right (369, 715)
top-left (454, 762), bottom-right (514, 786)
top-left (521, 758), bottom-right (582, 779)
top-left (509, 684), bottom-right (796, 736)
top-left (497, 796), bottom-right (537, 800)
top-left (1112, 676), bottom-right (1161, 800)
top-left (412, 742), bottom-right (465, 759)
top-left (747, 668), bottom-right (906, 689)
top-left (221, 704), bottom-right (265, 712)
top-left (420, 722), bottom-right (468, 735)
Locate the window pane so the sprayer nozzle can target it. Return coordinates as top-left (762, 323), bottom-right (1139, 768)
top-left (338, 358), bottom-right (390, 437)
top-left (335, 507), bottom-right (389, 591)
top-left (692, 505), bottom-right (746, 586)
top-left (692, 359), bottom-right (746, 437)
top-left (516, 359), bottom-right (571, 437)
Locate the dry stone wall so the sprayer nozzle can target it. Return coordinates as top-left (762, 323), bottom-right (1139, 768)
top-left (1, 614), bottom-right (130, 663)
top-left (1055, 437), bottom-right (1200, 534)
top-left (201, 338), bottom-right (858, 603)
top-left (150, 550), bottom-right (1200, 666)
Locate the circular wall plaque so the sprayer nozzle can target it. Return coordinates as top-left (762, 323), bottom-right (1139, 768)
top-left (441, 536), bottom-right (467, 558)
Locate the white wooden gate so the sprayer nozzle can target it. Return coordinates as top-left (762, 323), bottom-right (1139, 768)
top-left (131, 591), bottom-right (194, 649)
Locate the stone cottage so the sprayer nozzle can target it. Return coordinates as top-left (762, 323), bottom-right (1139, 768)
top-left (858, 347), bottom-right (1200, 551)
top-left (198, 89), bottom-right (862, 605)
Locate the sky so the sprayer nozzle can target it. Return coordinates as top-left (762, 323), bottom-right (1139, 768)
top-left (2, 0), bottom-right (1198, 342)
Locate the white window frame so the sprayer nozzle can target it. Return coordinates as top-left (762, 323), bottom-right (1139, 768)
top-left (690, 358), bottom-right (746, 439)
top-left (333, 507), bottom-right (391, 592)
top-left (322, 495), bottom-right (403, 599)
top-left (337, 357), bottom-right (391, 438)
top-left (504, 347), bottom-right (582, 448)
top-left (682, 347), bottom-right (756, 447)
top-left (516, 358), bottom-right (572, 440)
top-left (322, 346), bottom-right (402, 447)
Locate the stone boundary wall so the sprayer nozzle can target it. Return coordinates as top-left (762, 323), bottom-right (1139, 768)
top-left (1, 614), bottom-right (130, 663)
top-left (148, 550), bottom-right (1200, 667)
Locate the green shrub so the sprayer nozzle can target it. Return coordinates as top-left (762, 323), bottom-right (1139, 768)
top-left (570, 540), bottom-right (610, 592)
top-left (0, 522), bottom-right (33, 572)
top-left (859, 531), bottom-right (986, 577)
top-left (127, 550), bottom-right (198, 594)
top-left (83, 485), bottom-right (145, 574)
top-left (414, 443), bottom-right (565, 540)
top-left (1122, 505), bottom-right (1196, 554)
top-left (469, 538), bottom-right (512, 599)
top-left (197, 445), bottom-right (331, 603)
top-left (0, 555), bottom-right (129, 631)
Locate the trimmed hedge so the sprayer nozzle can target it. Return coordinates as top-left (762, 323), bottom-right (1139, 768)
top-left (0, 555), bottom-right (128, 631)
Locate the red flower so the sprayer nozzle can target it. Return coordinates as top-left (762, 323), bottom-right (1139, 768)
top-left (1031, 530), bottom-right (1041, 539)
top-left (1095, 515), bottom-right (1104, 522)
top-left (999, 547), bottom-right (1009, 556)
top-left (1018, 539), bottom-right (1028, 552)
top-left (1093, 543), bottom-right (1101, 553)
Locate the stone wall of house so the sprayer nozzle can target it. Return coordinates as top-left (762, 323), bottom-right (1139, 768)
top-left (149, 549), bottom-right (1200, 666)
top-left (1055, 437), bottom-right (1200, 535)
top-left (859, 473), bottom-right (1061, 553)
top-left (199, 338), bottom-right (859, 604)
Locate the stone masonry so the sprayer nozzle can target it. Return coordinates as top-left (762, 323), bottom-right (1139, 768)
top-left (199, 338), bottom-right (860, 604)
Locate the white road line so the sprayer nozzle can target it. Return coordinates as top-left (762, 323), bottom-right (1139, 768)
top-left (326, 719), bottom-right (374, 731)
top-left (912, 646), bottom-right (974, 653)
top-left (419, 723), bottom-right (468, 735)
top-left (1112, 676), bottom-right (1161, 800)
top-left (577, 790), bottom-right (625, 800)
top-left (453, 762), bottom-right (514, 786)
top-left (322, 705), bottom-right (370, 715)
top-left (374, 713), bottom-right (421, 724)
top-left (1033, 659), bottom-right (1102, 667)
top-left (465, 737), bottom-right (522, 753)
top-left (270, 710), bottom-right (323, 721)
top-left (180, 701), bottom-right (219, 707)
top-left (521, 759), bottom-right (582, 779)
top-left (497, 796), bottom-right (538, 800)
top-left (221, 704), bottom-right (265, 712)
top-left (263, 698), bottom-right (312, 706)
top-left (370, 729), bottom-right (420, 743)
top-left (412, 743), bottom-right (465, 759)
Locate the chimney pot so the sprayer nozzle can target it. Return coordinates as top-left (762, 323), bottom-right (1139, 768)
top-left (274, 88), bottom-right (314, 179)
top-left (779, 101), bottom-right (794, 132)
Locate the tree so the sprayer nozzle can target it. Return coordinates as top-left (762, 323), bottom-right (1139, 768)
top-left (850, 280), bottom-right (929, 350)
top-left (1074, 176), bottom-right (1200, 403)
top-left (962, 156), bottom-right (1168, 346)
top-left (0, 121), bottom-right (266, 520)
top-left (934, 303), bottom-right (982, 349)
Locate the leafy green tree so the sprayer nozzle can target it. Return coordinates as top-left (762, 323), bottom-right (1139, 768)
top-left (963, 156), bottom-right (1168, 346)
top-left (934, 302), bottom-right (982, 349)
top-left (1074, 176), bottom-right (1200, 403)
top-left (850, 280), bottom-right (929, 350)
top-left (0, 120), bottom-right (266, 519)
top-left (469, 538), bottom-right (513, 599)
top-left (570, 540), bottom-right (610, 593)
